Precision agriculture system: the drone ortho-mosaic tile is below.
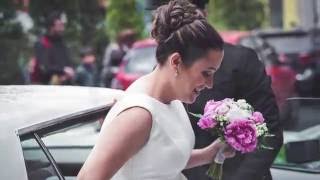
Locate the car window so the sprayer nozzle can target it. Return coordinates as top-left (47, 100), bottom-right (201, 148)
top-left (19, 108), bottom-right (108, 179)
top-left (240, 36), bottom-right (264, 49)
top-left (273, 98), bottom-right (320, 173)
top-left (21, 138), bottom-right (60, 180)
top-left (40, 118), bottom-right (102, 178)
top-left (125, 46), bottom-right (157, 74)
top-left (264, 35), bottom-right (313, 53)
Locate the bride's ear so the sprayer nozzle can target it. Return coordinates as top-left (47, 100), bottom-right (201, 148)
top-left (168, 52), bottom-right (182, 72)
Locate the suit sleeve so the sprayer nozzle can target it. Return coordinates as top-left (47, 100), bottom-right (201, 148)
top-left (229, 47), bottom-right (283, 179)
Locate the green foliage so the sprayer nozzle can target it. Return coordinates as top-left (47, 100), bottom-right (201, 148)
top-left (207, 0), bottom-right (268, 30)
top-left (0, 0), bottom-right (27, 84)
top-left (0, 0), bottom-right (23, 38)
top-left (0, 38), bottom-right (29, 84)
top-left (29, 0), bottom-right (103, 43)
top-left (29, 0), bottom-right (109, 66)
top-left (0, 0), bottom-right (109, 84)
top-left (106, 0), bottom-right (145, 40)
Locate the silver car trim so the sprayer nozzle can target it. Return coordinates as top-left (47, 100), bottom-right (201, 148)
top-left (17, 104), bottom-right (112, 138)
top-left (34, 133), bottom-right (65, 180)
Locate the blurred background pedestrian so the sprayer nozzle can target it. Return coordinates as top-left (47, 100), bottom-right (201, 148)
top-left (29, 11), bottom-right (74, 85)
top-left (74, 46), bottom-right (98, 87)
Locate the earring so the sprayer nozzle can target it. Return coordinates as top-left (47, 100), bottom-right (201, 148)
top-left (175, 69), bottom-right (179, 77)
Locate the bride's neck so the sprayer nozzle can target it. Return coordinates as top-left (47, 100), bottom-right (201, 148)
top-left (145, 66), bottom-right (175, 104)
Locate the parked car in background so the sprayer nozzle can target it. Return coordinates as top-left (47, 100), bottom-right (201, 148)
top-left (219, 31), bottom-right (250, 45)
top-left (0, 85), bottom-right (123, 180)
top-left (220, 30), bottom-right (294, 110)
top-left (111, 38), bottom-right (157, 90)
top-left (252, 29), bottom-right (320, 98)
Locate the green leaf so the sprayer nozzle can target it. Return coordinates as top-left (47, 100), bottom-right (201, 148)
top-left (264, 133), bottom-right (275, 137)
top-left (261, 144), bottom-right (274, 150)
top-left (188, 112), bottom-right (203, 119)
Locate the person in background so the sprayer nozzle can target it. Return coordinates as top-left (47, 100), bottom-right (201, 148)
top-left (74, 46), bottom-right (98, 87)
top-left (145, 0), bottom-right (283, 180)
top-left (100, 29), bottom-right (137, 87)
top-left (31, 11), bottom-right (74, 85)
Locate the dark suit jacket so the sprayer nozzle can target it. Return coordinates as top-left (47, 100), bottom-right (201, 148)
top-left (183, 44), bottom-right (283, 180)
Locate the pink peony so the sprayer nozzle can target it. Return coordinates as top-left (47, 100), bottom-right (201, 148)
top-left (251, 112), bottom-right (265, 124)
top-left (204, 100), bottom-right (223, 114)
top-left (224, 119), bottom-right (257, 153)
top-left (197, 113), bottom-right (217, 130)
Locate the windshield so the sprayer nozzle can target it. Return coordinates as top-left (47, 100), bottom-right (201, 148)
top-left (124, 46), bottom-right (157, 74)
top-left (264, 35), bottom-right (313, 53)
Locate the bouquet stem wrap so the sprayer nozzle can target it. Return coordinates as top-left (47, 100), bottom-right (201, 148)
top-left (207, 147), bottom-right (225, 180)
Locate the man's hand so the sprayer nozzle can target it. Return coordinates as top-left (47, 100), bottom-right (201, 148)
top-left (64, 66), bottom-right (75, 78)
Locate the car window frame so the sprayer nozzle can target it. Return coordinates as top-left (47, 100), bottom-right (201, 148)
top-left (17, 104), bottom-right (113, 180)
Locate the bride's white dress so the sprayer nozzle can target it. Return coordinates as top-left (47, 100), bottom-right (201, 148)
top-left (101, 77), bottom-right (195, 180)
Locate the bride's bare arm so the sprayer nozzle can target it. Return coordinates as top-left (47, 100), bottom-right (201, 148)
top-left (185, 139), bottom-right (222, 169)
top-left (77, 107), bottom-right (152, 180)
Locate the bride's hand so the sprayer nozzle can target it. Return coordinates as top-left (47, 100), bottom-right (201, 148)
top-left (209, 139), bottom-right (236, 160)
top-left (186, 139), bottom-right (236, 169)
top-left (221, 144), bottom-right (236, 159)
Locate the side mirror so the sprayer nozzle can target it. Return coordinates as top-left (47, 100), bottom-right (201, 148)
top-left (285, 139), bottom-right (320, 163)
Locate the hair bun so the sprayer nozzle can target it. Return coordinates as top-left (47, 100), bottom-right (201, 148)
top-left (152, 0), bottom-right (205, 43)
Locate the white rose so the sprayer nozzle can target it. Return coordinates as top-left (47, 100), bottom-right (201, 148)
top-left (237, 99), bottom-right (247, 104)
top-left (225, 105), bottom-right (251, 122)
top-left (236, 99), bottom-right (252, 112)
top-left (215, 104), bottom-right (230, 115)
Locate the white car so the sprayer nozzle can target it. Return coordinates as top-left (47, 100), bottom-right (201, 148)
top-left (1, 86), bottom-right (319, 179)
top-left (0, 85), bottom-right (123, 180)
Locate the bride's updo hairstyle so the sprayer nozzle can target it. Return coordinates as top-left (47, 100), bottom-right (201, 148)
top-left (151, 0), bottom-right (223, 67)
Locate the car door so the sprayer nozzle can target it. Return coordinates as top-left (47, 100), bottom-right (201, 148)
top-left (18, 105), bottom-right (111, 180)
top-left (271, 98), bottom-right (320, 179)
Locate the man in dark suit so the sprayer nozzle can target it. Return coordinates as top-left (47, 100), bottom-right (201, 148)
top-left (185, 43), bottom-right (283, 180)
top-left (145, 0), bottom-right (283, 180)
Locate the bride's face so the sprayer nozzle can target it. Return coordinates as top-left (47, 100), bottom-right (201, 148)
top-left (175, 49), bottom-right (223, 104)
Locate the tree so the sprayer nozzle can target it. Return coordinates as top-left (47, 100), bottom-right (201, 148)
top-left (207, 0), bottom-right (268, 30)
top-left (29, 0), bottom-right (109, 70)
top-left (0, 0), bottom-right (27, 84)
top-left (0, 0), bottom-right (24, 39)
top-left (29, 0), bottom-right (107, 44)
top-left (106, 0), bottom-right (145, 40)
top-left (0, 0), bottom-right (110, 84)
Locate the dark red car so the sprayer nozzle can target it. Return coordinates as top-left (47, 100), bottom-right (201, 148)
top-left (222, 30), bottom-right (297, 110)
top-left (111, 38), bottom-right (157, 90)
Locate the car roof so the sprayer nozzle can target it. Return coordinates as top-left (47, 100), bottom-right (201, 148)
top-left (252, 29), bottom-right (308, 38)
top-left (219, 31), bottom-right (250, 45)
top-left (132, 38), bottom-right (157, 49)
top-left (0, 85), bottom-right (124, 180)
top-left (0, 85), bottom-right (123, 131)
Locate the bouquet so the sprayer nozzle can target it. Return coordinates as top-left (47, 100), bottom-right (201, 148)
top-left (190, 98), bottom-right (273, 180)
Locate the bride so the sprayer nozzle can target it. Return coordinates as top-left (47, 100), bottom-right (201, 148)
top-left (78, 0), bottom-right (234, 179)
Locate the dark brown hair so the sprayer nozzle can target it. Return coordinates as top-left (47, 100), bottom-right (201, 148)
top-left (151, 0), bottom-right (223, 66)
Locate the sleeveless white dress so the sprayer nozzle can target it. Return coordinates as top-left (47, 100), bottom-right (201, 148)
top-left (101, 77), bottom-right (195, 180)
